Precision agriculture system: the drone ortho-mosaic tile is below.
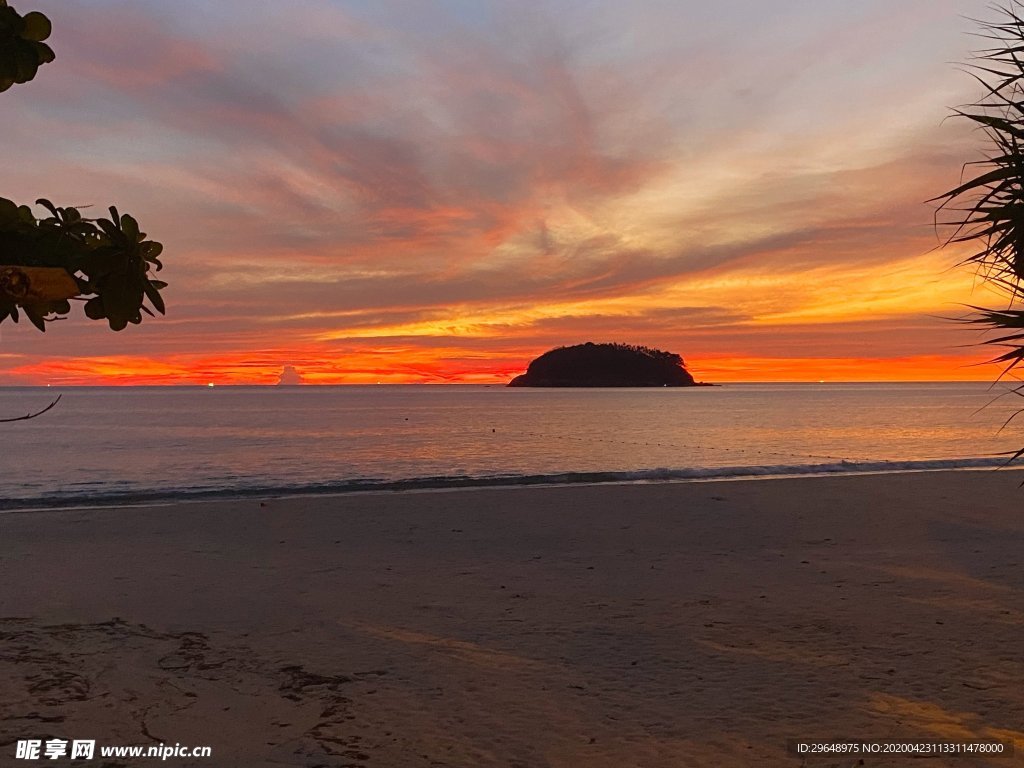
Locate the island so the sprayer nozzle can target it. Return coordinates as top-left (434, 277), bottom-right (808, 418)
top-left (507, 342), bottom-right (710, 387)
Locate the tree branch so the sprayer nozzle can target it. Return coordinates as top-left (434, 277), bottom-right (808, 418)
top-left (0, 393), bottom-right (61, 422)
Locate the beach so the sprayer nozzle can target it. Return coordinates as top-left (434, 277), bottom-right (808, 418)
top-left (1, 470), bottom-right (1022, 767)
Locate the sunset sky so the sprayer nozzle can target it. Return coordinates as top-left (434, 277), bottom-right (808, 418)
top-left (0, 0), bottom-right (1012, 384)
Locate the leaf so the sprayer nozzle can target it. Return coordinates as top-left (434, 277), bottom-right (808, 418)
top-left (35, 198), bottom-right (58, 218)
top-left (143, 280), bottom-right (165, 314)
top-left (141, 241), bottom-right (163, 259)
top-left (12, 43), bottom-right (38, 83)
top-left (120, 213), bottom-right (139, 242)
top-left (930, 165), bottom-right (1022, 203)
top-left (20, 11), bottom-right (50, 42)
top-left (83, 296), bottom-right (105, 321)
top-left (0, 197), bottom-right (19, 227)
top-left (96, 218), bottom-right (121, 239)
top-left (0, 49), bottom-right (15, 84)
top-left (23, 304), bottom-right (46, 332)
top-left (32, 41), bottom-right (54, 65)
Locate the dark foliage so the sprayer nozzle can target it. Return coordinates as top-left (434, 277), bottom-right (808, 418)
top-left (0, 199), bottom-right (166, 331)
top-left (934, 1), bottom-right (1024, 464)
top-left (508, 342), bottom-right (699, 387)
top-left (933, 2), bottom-right (1024, 352)
top-left (0, 3), bottom-right (167, 332)
top-left (0, 0), bottom-right (54, 92)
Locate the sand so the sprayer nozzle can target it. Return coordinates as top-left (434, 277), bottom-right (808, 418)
top-left (1, 470), bottom-right (1023, 767)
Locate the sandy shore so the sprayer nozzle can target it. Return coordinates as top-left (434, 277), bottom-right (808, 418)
top-left (1, 470), bottom-right (1023, 767)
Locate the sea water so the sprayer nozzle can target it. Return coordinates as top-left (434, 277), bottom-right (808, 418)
top-left (0, 382), bottom-right (1021, 508)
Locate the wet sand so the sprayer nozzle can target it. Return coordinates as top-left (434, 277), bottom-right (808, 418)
top-left (1, 470), bottom-right (1023, 766)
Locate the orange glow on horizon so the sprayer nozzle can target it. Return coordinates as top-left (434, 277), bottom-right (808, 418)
top-left (2, 350), bottom-right (1005, 386)
top-left (688, 354), bottom-right (1002, 383)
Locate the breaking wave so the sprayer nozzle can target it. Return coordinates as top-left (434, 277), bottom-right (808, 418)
top-left (0, 456), bottom-right (1015, 512)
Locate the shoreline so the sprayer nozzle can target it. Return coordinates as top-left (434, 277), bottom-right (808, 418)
top-left (2, 460), bottom-right (1019, 515)
top-left (2, 470), bottom-right (1023, 766)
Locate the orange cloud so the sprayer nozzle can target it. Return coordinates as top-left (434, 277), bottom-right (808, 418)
top-left (4, 345), bottom-right (999, 387)
top-left (0, 0), bottom-right (1001, 387)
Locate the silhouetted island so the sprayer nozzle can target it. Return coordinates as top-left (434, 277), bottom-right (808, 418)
top-left (508, 342), bottom-right (710, 387)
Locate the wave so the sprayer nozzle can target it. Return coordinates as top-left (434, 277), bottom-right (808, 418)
top-left (0, 456), bottom-right (1017, 512)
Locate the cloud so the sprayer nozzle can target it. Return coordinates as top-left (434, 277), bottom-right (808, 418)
top-left (276, 365), bottom-right (304, 385)
top-left (0, 0), bottom-right (998, 383)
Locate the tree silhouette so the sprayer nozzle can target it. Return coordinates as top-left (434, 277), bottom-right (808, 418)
top-left (0, 0), bottom-right (166, 333)
top-left (933, 1), bottom-right (1024, 460)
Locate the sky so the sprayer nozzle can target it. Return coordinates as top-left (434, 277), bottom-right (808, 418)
top-left (0, 0), bottom-right (1013, 384)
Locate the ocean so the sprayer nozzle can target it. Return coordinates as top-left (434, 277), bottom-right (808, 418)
top-left (1, 382), bottom-right (1022, 509)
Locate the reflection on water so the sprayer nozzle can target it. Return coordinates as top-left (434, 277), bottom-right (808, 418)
top-left (0, 382), bottom-right (1020, 503)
